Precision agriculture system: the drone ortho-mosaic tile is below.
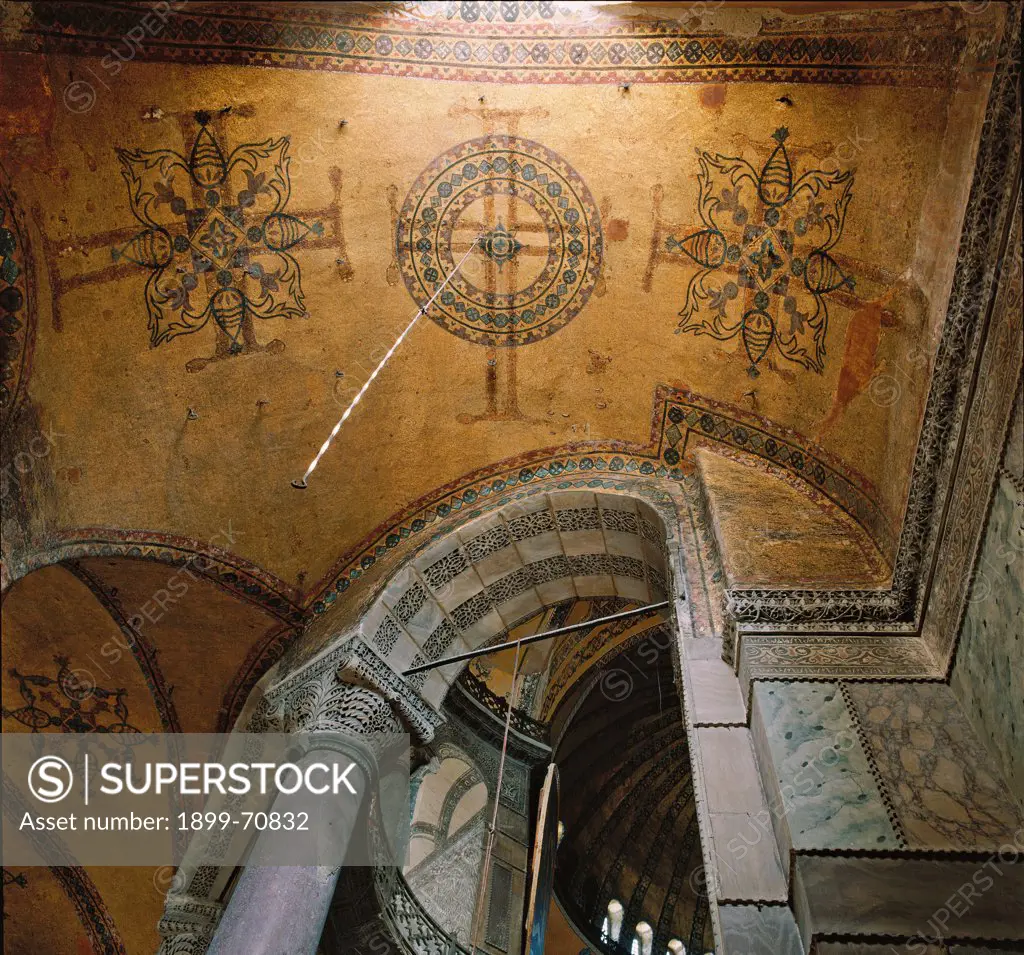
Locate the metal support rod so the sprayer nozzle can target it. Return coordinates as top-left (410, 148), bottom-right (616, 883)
top-left (292, 236), bottom-right (482, 489)
top-left (401, 600), bottom-right (671, 676)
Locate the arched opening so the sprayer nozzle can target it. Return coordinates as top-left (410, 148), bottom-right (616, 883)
top-left (314, 489), bottom-right (699, 954)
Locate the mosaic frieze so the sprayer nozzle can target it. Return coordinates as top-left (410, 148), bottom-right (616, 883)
top-left (2, 654), bottom-right (139, 733)
top-left (21, 2), bottom-right (974, 86)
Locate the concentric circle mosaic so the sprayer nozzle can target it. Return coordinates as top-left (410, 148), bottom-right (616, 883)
top-left (397, 136), bottom-right (603, 346)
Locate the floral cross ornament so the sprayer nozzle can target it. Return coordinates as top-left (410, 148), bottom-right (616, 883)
top-left (668, 127), bottom-right (855, 377)
top-left (114, 112), bottom-right (322, 371)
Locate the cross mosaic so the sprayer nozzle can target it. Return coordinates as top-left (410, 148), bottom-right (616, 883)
top-left (667, 127), bottom-right (855, 377)
top-left (114, 112), bottom-right (322, 369)
top-left (397, 134), bottom-right (603, 347)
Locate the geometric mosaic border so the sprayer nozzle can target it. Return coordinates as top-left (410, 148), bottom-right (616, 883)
top-left (16, 2), bottom-right (979, 89)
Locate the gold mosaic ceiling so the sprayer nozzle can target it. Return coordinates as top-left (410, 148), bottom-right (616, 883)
top-left (0, 0), bottom-right (1005, 605)
top-left (0, 3), bottom-right (1012, 951)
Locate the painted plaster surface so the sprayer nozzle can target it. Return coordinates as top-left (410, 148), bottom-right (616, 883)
top-left (752, 681), bottom-right (898, 850)
top-left (952, 469), bottom-right (1024, 806)
top-left (846, 682), bottom-right (1024, 850)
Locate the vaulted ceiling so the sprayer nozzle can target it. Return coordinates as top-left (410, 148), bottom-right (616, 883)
top-left (1, 0), bottom-right (1004, 606)
top-left (0, 1), bottom-right (1014, 953)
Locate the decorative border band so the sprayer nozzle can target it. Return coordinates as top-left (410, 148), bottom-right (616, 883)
top-left (15, 1), bottom-right (979, 88)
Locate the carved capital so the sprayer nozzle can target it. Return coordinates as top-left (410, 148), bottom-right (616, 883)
top-left (156, 895), bottom-right (224, 955)
top-left (261, 637), bottom-right (444, 743)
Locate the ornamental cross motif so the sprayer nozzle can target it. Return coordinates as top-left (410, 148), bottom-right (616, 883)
top-left (114, 112), bottom-right (322, 370)
top-left (668, 127), bottom-right (855, 377)
top-left (1, 655), bottom-right (138, 733)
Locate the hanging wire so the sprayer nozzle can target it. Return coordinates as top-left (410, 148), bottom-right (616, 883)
top-left (470, 639), bottom-right (524, 952)
top-left (292, 236), bottom-right (483, 489)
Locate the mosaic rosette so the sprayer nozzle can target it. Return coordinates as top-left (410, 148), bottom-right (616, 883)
top-left (398, 135), bottom-right (602, 346)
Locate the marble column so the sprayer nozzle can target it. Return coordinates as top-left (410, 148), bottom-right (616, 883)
top-left (206, 864), bottom-right (344, 955)
top-left (156, 639), bottom-right (444, 955)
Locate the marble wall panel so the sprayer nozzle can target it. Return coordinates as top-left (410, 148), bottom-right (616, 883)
top-left (751, 681), bottom-right (900, 850)
top-left (845, 681), bottom-right (1024, 850)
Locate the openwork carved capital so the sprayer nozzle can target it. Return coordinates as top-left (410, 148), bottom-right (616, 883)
top-left (283, 669), bottom-right (403, 738)
top-left (258, 637), bottom-right (444, 743)
top-left (156, 895), bottom-right (224, 955)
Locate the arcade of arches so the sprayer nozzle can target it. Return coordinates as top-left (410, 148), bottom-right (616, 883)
top-left (1, 2), bottom-right (1022, 954)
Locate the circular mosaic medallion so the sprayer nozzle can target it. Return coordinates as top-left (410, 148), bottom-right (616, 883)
top-left (397, 136), bottom-right (603, 346)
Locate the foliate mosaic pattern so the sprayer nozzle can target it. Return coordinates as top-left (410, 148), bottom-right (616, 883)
top-left (877, 9), bottom-right (1020, 631)
top-left (0, 172), bottom-right (34, 433)
top-left (114, 113), bottom-right (321, 363)
top-left (542, 618), bottom-right (667, 719)
top-left (22, 3), bottom-right (972, 86)
top-left (397, 136), bottom-right (602, 346)
top-left (669, 127), bottom-right (854, 376)
top-left (845, 683), bottom-right (1024, 850)
top-left (2, 655), bottom-right (139, 733)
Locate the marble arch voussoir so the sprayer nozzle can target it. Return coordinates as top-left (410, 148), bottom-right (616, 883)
top-left (353, 489), bottom-right (673, 710)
